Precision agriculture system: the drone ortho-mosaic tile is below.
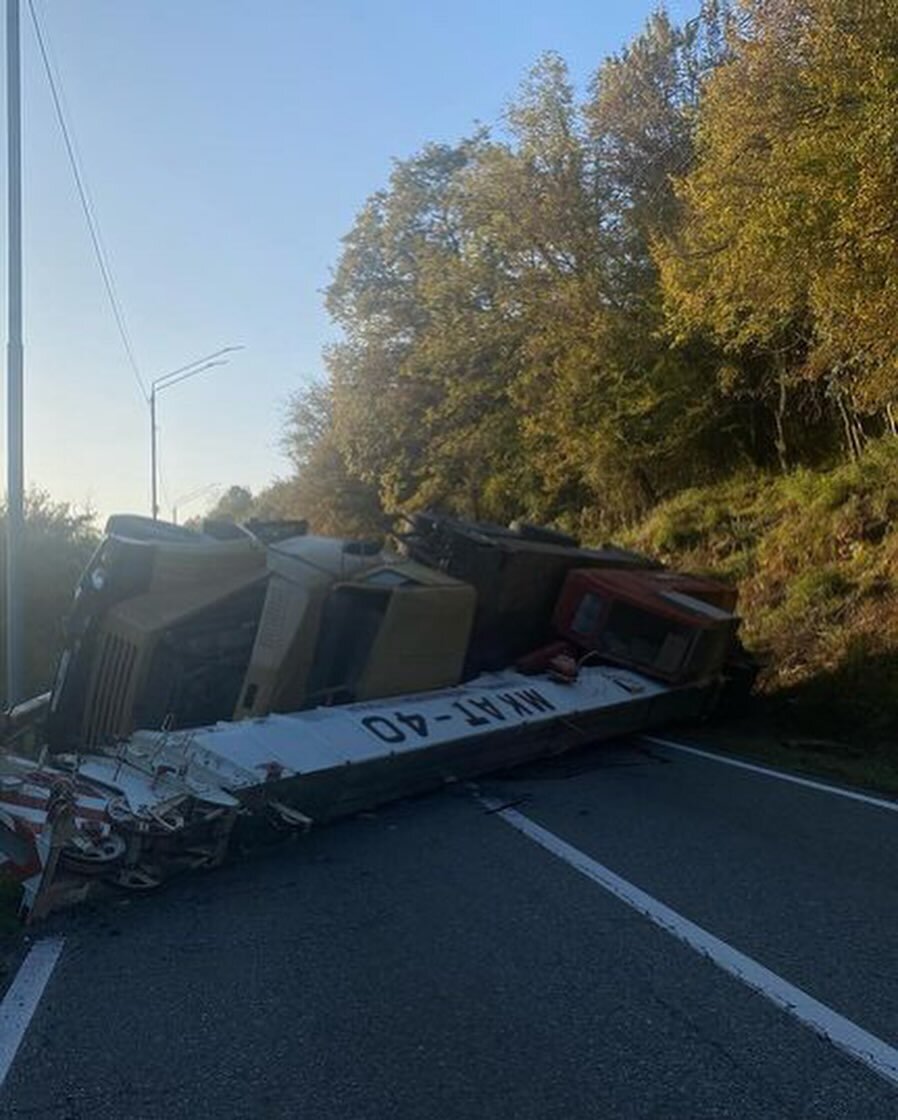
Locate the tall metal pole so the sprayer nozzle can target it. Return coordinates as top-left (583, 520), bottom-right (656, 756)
top-left (150, 386), bottom-right (158, 520)
top-left (5, 0), bottom-right (24, 706)
top-left (148, 349), bottom-right (240, 521)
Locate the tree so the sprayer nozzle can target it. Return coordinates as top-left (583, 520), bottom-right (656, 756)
top-left (278, 383), bottom-right (385, 534)
top-left (324, 134), bottom-right (531, 521)
top-left (0, 494), bottom-right (98, 703)
top-left (206, 485), bottom-right (255, 523)
top-left (284, 2), bottom-right (895, 536)
top-left (657, 0), bottom-right (898, 462)
top-left (496, 26), bottom-right (735, 528)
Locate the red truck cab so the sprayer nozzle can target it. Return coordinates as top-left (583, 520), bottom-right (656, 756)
top-left (553, 568), bottom-right (740, 685)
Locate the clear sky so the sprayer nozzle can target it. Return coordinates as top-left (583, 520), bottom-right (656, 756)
top-left (4, 0), bottom-right (699, 523)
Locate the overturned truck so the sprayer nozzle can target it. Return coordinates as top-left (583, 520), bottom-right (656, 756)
top-left (0, 512), bottom-right (753, 918)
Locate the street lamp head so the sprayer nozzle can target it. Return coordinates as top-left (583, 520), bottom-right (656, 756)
top-left (152, 359), bottom-right (229, 395)
top-left (150, 345), bottom-right (245, 392)
top-left (150, 346), bottom-right (244, 520)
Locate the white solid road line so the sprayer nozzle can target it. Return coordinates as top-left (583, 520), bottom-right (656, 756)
top-left (483, 799), bottom-right (898, 1091)
top-left (642, 735), bottom-right (898, 814)
top-left (0, 938), bottom-right (64, 1089)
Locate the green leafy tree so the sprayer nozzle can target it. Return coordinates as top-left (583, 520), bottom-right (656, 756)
top-left (496, 25), bottom-right (734, 528)
top-left (205, 485), bottom-right (256, 523)
top-left (657, 0), bottom-right (898, 462)
top-left (0, 494), bottom-right (98, 704)
top-left (278, 381), bottom-right (385, 535)
top-left (279, 1), bottom-right (895, 537)
top-left (324, 135), bottom-right (530, 521)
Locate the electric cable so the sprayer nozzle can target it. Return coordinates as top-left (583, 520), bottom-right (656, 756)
top-left (27, 0), bottom-right (148, 401)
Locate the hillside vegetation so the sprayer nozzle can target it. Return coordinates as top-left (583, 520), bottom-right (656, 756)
top-left (0, 496), bottom-right (98, 704)
top-left (628, 438), bottom-right (898, 747)
top-left (223, 0), bottom-right (898, 528)
top-left (210, 0), bottom-right (898, 754)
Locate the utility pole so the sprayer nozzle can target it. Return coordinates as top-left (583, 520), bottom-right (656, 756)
top-left (5, 0), bottom-right (24, 706)
top-left (150, 386), bottom-right (158, 520)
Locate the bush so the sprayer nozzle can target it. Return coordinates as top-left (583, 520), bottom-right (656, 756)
top-left (0, 493), bottom-right (98, 706)
top-left (622, 437), bottom-right (898, 746)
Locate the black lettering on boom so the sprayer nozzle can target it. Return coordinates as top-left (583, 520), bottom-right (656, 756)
top-left (361, 716), bottom-right (406, 743)
top-left (469, 698), bottom-right (505, 721)
top-left (396, 712), bottom-right (428, 738)
top-left (517, 689), bottom-right (555, 713)
top-left (497, 693), bottom-right (532, 717)
top-left (452, 701), bottom-right (490, 727)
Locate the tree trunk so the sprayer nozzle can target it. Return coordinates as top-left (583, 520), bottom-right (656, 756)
top-left (632, 465), bottom-right (658, 509)
top-left (833, 385), bottom-right (865, 461)
top-left (773, 361), bottom-right (789, 473)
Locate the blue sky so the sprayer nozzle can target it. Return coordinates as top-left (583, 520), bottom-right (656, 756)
top-left (6, 0), bottom-right (698, 521)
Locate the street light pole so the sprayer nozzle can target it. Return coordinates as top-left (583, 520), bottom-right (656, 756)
top-left (150, 385), bottom-right (158, 520)
top-left (172, 482), bottom-right (221, 525)
top-left (149, 346), bottom-right (242, 520)
top-left (5, 0), bottom-right (24, 706)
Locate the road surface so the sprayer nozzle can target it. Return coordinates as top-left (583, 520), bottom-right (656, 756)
top-left (1, 735), bottom-right (896, 1118)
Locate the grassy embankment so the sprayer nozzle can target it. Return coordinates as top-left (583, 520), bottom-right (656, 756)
top-left (623, 437), bottom-right (898, 794)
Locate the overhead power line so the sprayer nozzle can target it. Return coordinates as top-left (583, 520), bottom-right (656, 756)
top-left (27, 0), bottom-right (148, 401)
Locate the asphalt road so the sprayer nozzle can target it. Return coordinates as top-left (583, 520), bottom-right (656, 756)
top-left (2, 735), bottom-right (897, 1119)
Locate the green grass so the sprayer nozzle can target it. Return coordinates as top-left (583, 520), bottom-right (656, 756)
top-left (624, 436), bottom-right (898, 759)
top-left (684, 704), bottom-right (898, 799)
